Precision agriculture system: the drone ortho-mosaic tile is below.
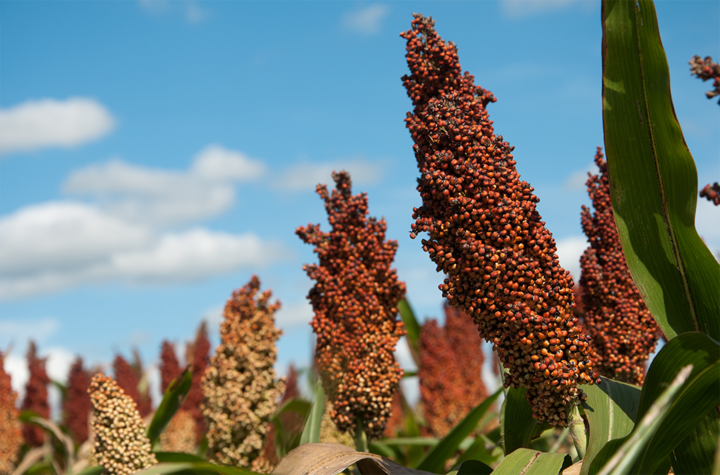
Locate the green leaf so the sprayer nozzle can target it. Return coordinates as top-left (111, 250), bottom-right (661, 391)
top-left (589, 333), bottom-right (720, 474)
top-left (454, 434), bottom-right (500, 468)
top-left (446, 459), bottom-right (494, 475)
top-left (74, 467), bottom-right (103, 475)
top-left (501, 386), bottom-right (551, 455)
top-left (670, 411), bottom-right (720, 475)
top-left (299, 377), bottom-right (325, 445)
top-left (270, 398), bottom-right (311, 423)
top-left (416, 389), bottom-right (501, 473)
top-left (580, 377), bottom-right (641, 475)
top-left (154, 452), bottom-right (207, 463)
top-left (379, 437), bottom-right (439, 447)
top-left (135, 462), bottom-right (262, 475)
top-left (491, 448), bottom-right (571, 475)
top-left (146, 368), bottom-right (193, 445)
top-left (398, 299), bottom-right (422, 367)
top-left (601, 0), bottom-right (720, 341)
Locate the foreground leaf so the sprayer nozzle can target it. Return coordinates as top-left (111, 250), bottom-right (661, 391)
top-left (299, 378), bottom-right (325, 445)
top-left (146, 368), bottom-right (193, 445)
top-left (271, 442), bottom-right (435, 475)
top-left (398, 299), bottom-right (421, 367)
top-left (136, 462), bottom-right (261, 475)
top-left (416, 389), bottom-right (501, 473)
top-left (580, 378), bottom-right (641, 475)
top-left (670, 411), bottom-right (720, 475)
top-left (18, 412), bottom-right (76, 472)
top-left (501, 387), bottom-right (550, 455)
top-left (491, 448), bottom-right (571, 475)
top-left (446, 459), bottom-right (493, 475)
top-left (601, 0), bottom-right (720, 341)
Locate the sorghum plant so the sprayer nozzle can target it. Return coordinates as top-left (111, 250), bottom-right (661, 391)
top-left (419, 304), bottom-right (488, 437)
top-left (159, 409), bottom-right (196, 454)
top-left (89, 374), bottom-right (157, 475)
top-left (113, 354), bottom-right (152, 417)
top-left (201, 276), bottom-right (284, 471)
top-left (21, 341), bottom-right (50, 446)
top-left (159, 340), bottom-right (182, 393)
top-left (0, 351), bottom-right (22, 474)
top-left (63, 357), bottom-right (92, 444)
top-left (579, 147), bottom-right (659, 385)
top-left (296, 171), bottom-right (407, 439)
top-left (690, 55), bottom-right (720, 104)
top-left (700, 182), bottom-right (720, 206)
top-left (185, 321), bottom-right (210, 442)
top-left (401, 14), bottom-right (597, 426)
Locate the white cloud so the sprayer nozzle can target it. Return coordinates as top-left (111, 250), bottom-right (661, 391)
top-left (0, 98), bottom-right (115, 156)
top-left (555, 235), bottom-right (588, 282)
top-left (274, 158), bottom-right (384, 191)
top-left (341, 4), bottom-right (389, 35)
top-left (563, 160), bottom-right (599, 191)
top-left (501, 0), bottom-right (589, 18)
top-left (0, 201), bottom-right (289, 300)
top-left (275, 300), bottom-right (314, 328)
top-left (63, 145), bottom-right (266, 226)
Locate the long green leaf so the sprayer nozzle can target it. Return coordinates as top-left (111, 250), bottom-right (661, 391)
top-left (270, 398), bottom-right (311, 423)
top-left (299, 378), bottom-right (325, 445)
top-left (589, 332), bottom-right (720, 474)
top-left (601, 0), bottom-right (720, 341)
top-left (580, 378), bottom-right (641, 475)
top-left (670, 411), bottom-right (720, 475)
top-left (135, 462), bottom-right (261, 475)
top-left (501, 386), bottom-right (551, 455)
top-left (491, 448), bottom-right (570, 475)
top-left (415, 389), bottom-right (501, 473)
top-left (147, 368), bottom-right (193, 445)
top-left (154, 452), bottom-right (207, 463)
top-left (398, 299), bottom-right (421, 367)
top-left (447, 459), bottom-right (494, 475)
top-left (74, 467), bottom-right (103, 475)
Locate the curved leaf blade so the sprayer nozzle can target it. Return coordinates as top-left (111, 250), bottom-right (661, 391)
top-left (501, 387), bottom-right (551, 455)
top-left (147, 368), bottom-right (193, 445)
top-left (492, 448), bottom-right (570, 475)
top-left (670, 411), bottom-right (720, 475)
top-left (601, 0), bottom-right (720, 340)
top-left (299, 378), bottom-right (325, 445)
top-left (447, 459), bottom-right (493, 475)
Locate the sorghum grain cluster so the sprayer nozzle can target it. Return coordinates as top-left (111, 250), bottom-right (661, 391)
top-left (186, 322), bottom-right (210, 442)
top-left (21, 341), bottom-right (50, 446)
top-left (296, 171), bottom-right (407, 439)
top-left (690, 55), bottom-right (720, 104)
top-left (0, 351), bottom-right (22, 474)
top-left (160, 409), bottom-right (196, 454)
top-left (113, 355), bottom-right (152, 417)
top-left (201, 276), bottom-right (284, 471)
top-left (159, 341), bottom-right (182, 393)
top-left (580, 147), bottom-right (659, 385)
top-left (89, 374), bottom-right (157, 475)
top-left (700, 182), bottom-right (720, 206)
top-left (401, 14), bottom-right (597, 425)
top-left (63, 357), bottom-right (92, 444)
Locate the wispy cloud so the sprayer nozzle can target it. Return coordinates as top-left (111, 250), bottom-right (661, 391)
top-left (0, 98), bottom-right (115, 156)
top-left (501, 0), bottom-right (591, 18)
top-left (274, 158), bottom-right (384, 191)
top-left (341, 4), bottom-right (389, 35)
top-left (137, 0), bottom-right (208, 24)
top-left (555, 235), bottom-right (588, 281)
top-left (563, 160), bottom-right (599, 191)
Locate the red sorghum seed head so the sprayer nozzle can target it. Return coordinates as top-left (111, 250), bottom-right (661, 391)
top-left (159, 340), bottom-right (182, 394)
top-left (0, 351), bottom-right (23, 474)
top-left (580, 147), bottom-right (660, 385)
top-left (186, 321), bottom-right (210, 443)
top-left (113, 354), bottom-right (152, 417)
top-left (89, 373), bottom-right (157, 475)
top-left (63, 357), bottom-right (92, 444)
top-left (21, 341), bottom-right (50, 446)
top-left (689, 55), bottom-right (720, 104)
top-left (296, 171), bottom-right (407, 439)
top-left (201, 276), bottom-right (284, 470)
top-left (383, 391), bottom-right (404, 438)
top-left (700, 182), bottom-right (720, 206)
top-left (401, 13), bottom-right (598, 426)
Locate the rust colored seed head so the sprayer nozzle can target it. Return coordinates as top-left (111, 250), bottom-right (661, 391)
top-left (580, 147), bottom-right (659, 385)
top-left (690, 55), bottom-right (720, 104)
top-left (401, 14), bottom-right (597, 426)
top-left (89, 374), bottom-right (157, 475)
top-left (113, 355), bottom-right (152, 417)
top-left (21, 341), bottom-right (50, 446)
top-left (1, 351), bottom-right (23, 474)
top-left (159, 341), bottom-right (182, 394)
top-left (296, 171), bottom-right (407, 439)
top-left (700, 182), bottom-right (720, 206)
top-left (63, 357), bottom-right (92, 444)
top-left (186, 321), bottom-right (211, 443)
top-left (201, 276), bottom-right (285, 470)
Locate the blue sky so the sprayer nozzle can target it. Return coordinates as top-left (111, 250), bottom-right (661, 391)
top-left (1, 0), bottom-right (718, 410)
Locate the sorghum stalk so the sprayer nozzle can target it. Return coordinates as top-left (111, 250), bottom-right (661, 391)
top-left (401, 14), bottom-right (598, 426)
top-left (0, 351), bottom-right (22, 474)
top-left (21, 341), bottom-right (50, 446)
top-left (89, 373), bottom-right (157, 475)
top-left (63, 357), bottom-right (92, 444)
top-left (296, 171), bottom-right (407, 439)
top-left (580, 147), bottom-right (659, 385)
top-left (201, 276), bottom-right (284, 472)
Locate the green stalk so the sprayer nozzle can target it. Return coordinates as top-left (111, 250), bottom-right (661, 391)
top-left (567, 404), bottom-right (587, 460)
top-left (354, 417), bottom-right (368, 453)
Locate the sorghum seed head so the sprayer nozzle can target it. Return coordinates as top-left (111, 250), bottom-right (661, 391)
top-left (699, 182), bottom-right (720, 206)
top-left (689, 55), bottom-right (720, 104)
top-left (21, 341), bottom-right (50, 446)
top-left (63, 357), bottom-right (92, 444)
top-left (0, 351), bottom-right (23, 474)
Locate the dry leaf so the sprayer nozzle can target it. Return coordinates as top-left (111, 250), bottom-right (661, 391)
top-left (271, 442), bottom-right (435, 475)
top-left (562, 461), bottom-right (582, 475)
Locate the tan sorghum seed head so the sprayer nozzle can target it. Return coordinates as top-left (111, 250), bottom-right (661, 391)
top-left (401, 13), bottom-right (598, 426)
top-left (296, 171), bottom-right (407, 439)
top-left (159, 409), bottom-right (196, 454)
top-left (201, 275), bottom-right (284, 469)
top-left (88, 373), bottom-right (157, 475)
top-left (580, 147), bottom-right (659, 385)
top-left (0, 351), bottom-right (23, 474)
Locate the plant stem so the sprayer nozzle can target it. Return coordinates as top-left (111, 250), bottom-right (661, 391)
top-left (354, 417), bottom-right (368, 453)
top-left (549, 426), bottom-right (571, 454)
top-left (568, 404), bottom-right (587, 460)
